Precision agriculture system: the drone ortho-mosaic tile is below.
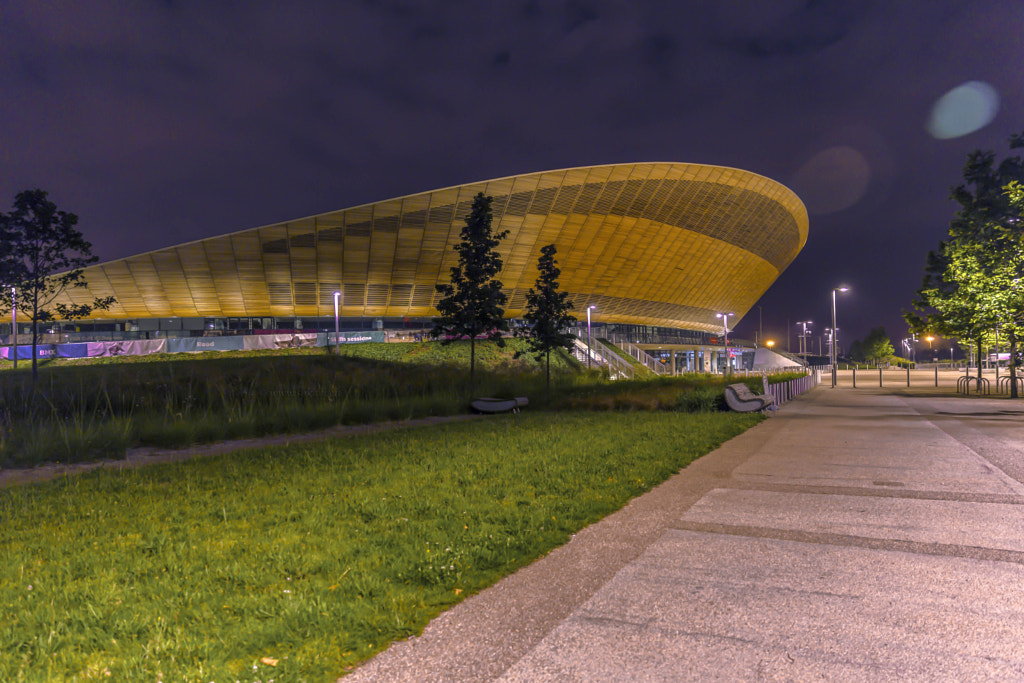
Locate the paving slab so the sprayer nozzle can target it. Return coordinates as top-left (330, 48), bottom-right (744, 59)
top-left (498, 530), bottom-right (1024, 682)
top-left (681, 489), bottom-right (1024, 552)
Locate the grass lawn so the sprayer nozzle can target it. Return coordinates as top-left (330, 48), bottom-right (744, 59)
top-left (0, 340), bottom-right (580, 466)
top-left (0, 410), bottom-right (760, 682)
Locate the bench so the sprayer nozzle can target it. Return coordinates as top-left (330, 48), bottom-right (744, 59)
top-left (471, 396), bottom-right (529, 414)
top-left (724, 383), bottom-right (775, 413)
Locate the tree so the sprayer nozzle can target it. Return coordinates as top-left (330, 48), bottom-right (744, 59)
top-left (0, 189), bottom-right (115, 381)
top-left (860, 327), bottom-right (895, 367)
top-left (907, 131), bottom-right (1024, 395)
top-left (515, 244), bottom-right (577, 388)
top-left (431, 192), bottom-right (509, 395)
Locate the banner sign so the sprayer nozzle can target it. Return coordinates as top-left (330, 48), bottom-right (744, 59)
top-left (242, 333), bottom-right (321, 351)
top-left (166, 337), bottom-right (246, 354)
top-left (329, 331), bottom-right (386, 344)
top-left (87, 339), bottom-right (167, 357)
top-left (1, 345), bottom-right (56, 360)
top-left (191, 337), bottom-right (245, 353)
top-left (56, 343), bottom-right (90, 358)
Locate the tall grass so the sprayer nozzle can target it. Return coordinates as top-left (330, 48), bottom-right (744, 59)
top-left (0, 341), bottom-right (767, 466)
top-left (0, 341), bottom-right (578, 465)
top-left (0, 410), bottom-right (760, 682)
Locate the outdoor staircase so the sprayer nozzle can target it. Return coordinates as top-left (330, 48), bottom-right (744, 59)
top-left (570, 335), bottom-right (634, 379)
top-left (618, 341), bottom-right (670, 375)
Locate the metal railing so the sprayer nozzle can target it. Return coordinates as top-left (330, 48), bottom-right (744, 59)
top-left (571, 335), bottom-right (634, 379)
top-left (761, 369), bottom-right (821, 407)
top-left (618, 341), bottom-right (670, 375)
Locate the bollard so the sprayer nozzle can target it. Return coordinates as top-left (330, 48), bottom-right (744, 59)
top-left (853, 366), bottom-right (857, 388)
top-left (935, 365), bottom-right (938, 387)
top-left (906, 365), bottom-right (910, 387)
top-left (879, 367), bottom-right (883, 387)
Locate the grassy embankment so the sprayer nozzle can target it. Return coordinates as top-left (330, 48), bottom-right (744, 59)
top-left (0, 340), bottom-right (776, 467)
top-left (0, 409), bottom-right (761, 682)
top-left (0, 340), bottom-right (573, 465)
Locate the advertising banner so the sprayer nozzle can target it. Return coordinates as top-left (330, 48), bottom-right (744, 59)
top-left (328, 331), bottom-right (386, 344)
top-left (242, 333), bottom-right (321, 351)
top-left (87, 339), bottom-right (167, 357)
top-left (1, 345), bottom-right (56, 360)
top-left (191, 337), bottom-right (245, 353)
top-left (56, 343), bottom-right (90, 358)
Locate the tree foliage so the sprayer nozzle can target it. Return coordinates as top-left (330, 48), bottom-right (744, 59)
top-left (431, 192), bottom-right (509, 394)
top-left (849, 327), bottom-right (894, 366)
top-left (515, 244), bottom-right (577, 388)
top-left (0, 189), bottom-right (115, 380)
top-left (906, 131), bottom-right (1024, 393)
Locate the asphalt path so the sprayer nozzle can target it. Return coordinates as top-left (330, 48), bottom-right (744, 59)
top-left (346, 378), bottom-right (1024, 681)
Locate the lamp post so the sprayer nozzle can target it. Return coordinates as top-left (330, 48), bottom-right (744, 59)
top-left (758, 305), bottom-right (763, 348)
top-left (796, 320), bottom-right (812, 358)
top-left (716, 312), bottom-right (733, 375)
top-left (831, 286), bottom-right (849, 387)
top-left (333, 291), bottom-right (341, 345)
top-left (586, 305), bottom-right (596, 368)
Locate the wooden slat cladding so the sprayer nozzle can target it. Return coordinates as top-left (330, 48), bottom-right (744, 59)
top-left (60, 163), bottom-right (808, 332)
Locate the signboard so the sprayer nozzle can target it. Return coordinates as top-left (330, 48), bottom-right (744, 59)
top-left (329, 331), bottom-right (387, 344)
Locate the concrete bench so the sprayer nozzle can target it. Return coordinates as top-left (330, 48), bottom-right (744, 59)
top-left (724, 383), bottom-right (775, 413)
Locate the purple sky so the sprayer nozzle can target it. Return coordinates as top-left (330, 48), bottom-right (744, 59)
top-left (2, 1), bottom-right (1022, 349)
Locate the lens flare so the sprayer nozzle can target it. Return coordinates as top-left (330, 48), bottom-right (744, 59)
top-left (792, 146), bottom-right (871, 215)
top-left (927, 81), bottom-right (999, 140)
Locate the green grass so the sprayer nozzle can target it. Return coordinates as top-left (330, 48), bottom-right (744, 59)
top-left (0, 410), bottom-right (761, 682)
top-left (0, 340), bottom-right (586, 466)
top-left (0, 341), bottom-right (758, 467)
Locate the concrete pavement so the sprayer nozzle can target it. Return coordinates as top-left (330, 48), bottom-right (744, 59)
top-left (344, 383), bottom-right (1024, 682)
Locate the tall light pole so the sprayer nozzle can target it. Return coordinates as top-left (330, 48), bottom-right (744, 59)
top-left (796, 320), bottom-right (812, 358)
top-left (587, 305), bottom-right (596, 368)
top-left (753, 305), bottom-right (763, 347)
top-left (333, 291), bottom-right (341, 344)
top-left (831, 286), bottom-right (849, 387)
top-left (716, 312), bottom-right (733, 375)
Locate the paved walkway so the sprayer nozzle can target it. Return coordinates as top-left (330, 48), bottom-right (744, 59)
top-left (345, 384), bottom-right (1024, 681)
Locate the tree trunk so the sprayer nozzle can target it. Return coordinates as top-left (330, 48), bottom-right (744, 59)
top-left (977, 338), bottom-right (983, 380)
top-left (545, 349), bottom-right (551, 389)
top-left (1010, 330), bottom-right (1018, 399)
top-left (30, 317), bottom-right (39, 384)
top-left (469, 336), bottom-right (476, 397)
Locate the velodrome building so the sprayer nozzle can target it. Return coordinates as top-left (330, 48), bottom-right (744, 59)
top-left (42, 162), bottom-right (807, 369)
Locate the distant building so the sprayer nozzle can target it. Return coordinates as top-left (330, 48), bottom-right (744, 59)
top-left (52, 162), bottom-right (807, 349)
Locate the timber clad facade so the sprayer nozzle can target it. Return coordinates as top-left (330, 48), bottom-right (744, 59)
top-left (57, 163), bottom-right (808, 334)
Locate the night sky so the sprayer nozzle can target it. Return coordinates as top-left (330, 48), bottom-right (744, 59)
top-left (2, 1), bottom-right (1022, 351)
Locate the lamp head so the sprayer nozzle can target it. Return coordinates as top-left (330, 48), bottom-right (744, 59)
top-left (836, 286), bottom-right (849, 293)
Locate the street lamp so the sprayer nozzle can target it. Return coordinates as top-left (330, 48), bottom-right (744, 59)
top-left (831, 286), bottom-right (849, 387)
top-left (796, 320), bottom-right (812, 358)
top-left (716, 312), bottom-right (733, 375)
top-left (333, 291), bottom-right (342, 344)
top-left (587, 305), bottom-right (596, 368)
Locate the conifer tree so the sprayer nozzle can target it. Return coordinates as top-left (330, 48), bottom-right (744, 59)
top-left (517, 244), bottom-right (576, 388)
top-left (432, 192), bottom-right (508, 395)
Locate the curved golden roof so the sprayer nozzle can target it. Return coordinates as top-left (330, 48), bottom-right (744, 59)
top-left (63, 163), bottom-right (808, 333)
